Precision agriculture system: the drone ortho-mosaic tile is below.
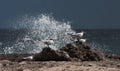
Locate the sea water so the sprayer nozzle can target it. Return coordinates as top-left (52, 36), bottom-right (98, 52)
top-left (0, 14), bottom-right (120, 54)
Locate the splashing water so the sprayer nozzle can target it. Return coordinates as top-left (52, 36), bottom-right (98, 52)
top-left (5, 14), bottom-right (75, 53)
top-left (87, 41), bottom-right (112, 54)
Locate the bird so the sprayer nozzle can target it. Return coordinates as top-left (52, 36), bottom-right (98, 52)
top-left (42, 38), bottom-right (57, 48)
top-left (67, 31), bottom-right (85, 41)
top-left (79, 38), bottom-right (87, 43)
top-left (23, 55), bottom-right (34, 60)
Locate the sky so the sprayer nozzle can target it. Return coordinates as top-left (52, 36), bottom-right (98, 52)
top-left (0, 0), bottom-right (120, 29)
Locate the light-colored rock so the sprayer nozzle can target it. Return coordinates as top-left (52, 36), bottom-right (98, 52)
top-left (23, 69), bottom-right (32, 71)
top-left (19, 61), bottom-right (27, 65)
top-left (0, 63), bottom-right (3, 67)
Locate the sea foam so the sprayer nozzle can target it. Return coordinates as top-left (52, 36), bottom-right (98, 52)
top-left (5, 14), bottom-right (75, 53)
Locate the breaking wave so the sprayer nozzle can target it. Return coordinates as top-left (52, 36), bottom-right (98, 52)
top-left (5, 14), bottom-right (75, 53)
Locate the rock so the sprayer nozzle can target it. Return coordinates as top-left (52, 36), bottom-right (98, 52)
top-left (1, 60), bottom-right (11, 63)
top-left (19, 61), bottom-right (27, 65)
top-left (0, 63), bottom-right (3, 67)
top-left (17, 68), bottom-right (32, 71)
top-left (106, 54), bottom-right (120, 60)
top-left (23, 69), bottom-right (32, 71)
top-left (17, 68), bottom-right (23, 71)
top-left (116, 64), bottom-right (120, 67)
top-left (34, 47), bottom-right (71, 61)
top-left (60, 41), bottom-right (105, 61)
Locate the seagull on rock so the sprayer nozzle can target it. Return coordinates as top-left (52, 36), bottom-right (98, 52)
top-left (23, 55), bottom-right (34, 60)
top-left (79, 38), bottom-right (87, 43)
top-left (42, 38), bottom-right (57, 48)
top-left (67, 31), bottom-right (85, 41)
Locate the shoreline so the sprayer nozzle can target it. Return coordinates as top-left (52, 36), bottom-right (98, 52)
top-left (0, 53), bottom-right (119, 71)
top-left (0, 42), bottom-right (120, 71)
top-left (0, 59), bottom-right (119, 71)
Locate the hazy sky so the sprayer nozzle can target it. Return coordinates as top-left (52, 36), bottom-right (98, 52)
top-left (0, 0), bottom-right (120, 29)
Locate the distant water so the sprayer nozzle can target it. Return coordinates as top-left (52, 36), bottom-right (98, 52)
top-left (0, 29), bottom-right (120, 54)
top-left (78, 29), bottom-right (120, 55)
top-left (0, 14), bottom-right (75, 54)
top-left (0, 14), bottom-right (120, 54)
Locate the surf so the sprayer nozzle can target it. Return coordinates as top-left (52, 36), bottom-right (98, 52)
top-left (4, 14), bottom-right (75, 54)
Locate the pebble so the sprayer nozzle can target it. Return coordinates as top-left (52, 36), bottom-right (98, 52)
top-left (23, 69), bottom-right (32, 71)
top-left (0, 63), bottom-right (3, 67)
top-left (116, 64), bottom-right (120, 67)
top-left (19, 61), bottom-right (27, 65)
top-left (17, 68), bottom-right (23, 71)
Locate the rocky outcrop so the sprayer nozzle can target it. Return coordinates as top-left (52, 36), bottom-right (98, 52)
top-left (106, 54), bottom-right (120, 60)
top-left (33, 41), bottom-right (105, 61)
top-left (60, 41), bottom-right (105, 61)
top-left (34, 47), bottom-right (71, 61)
top-left (0, 41), bottom-right (106, 61)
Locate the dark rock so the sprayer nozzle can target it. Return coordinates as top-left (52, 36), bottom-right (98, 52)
top-left (117, 64), bottom-right (120, 67)
top-left (106, 54), bottom-right (120, 60)
top-left (34, 47), bottom-right (71, 61)
top-left (60, 41), bottom-right (105, 61)
top-left (17, 68), bottom-right (23, 71)
top-left (0, 41), bottom-right (106, 61)
top-left (0, 54), bottom-right (33, 62)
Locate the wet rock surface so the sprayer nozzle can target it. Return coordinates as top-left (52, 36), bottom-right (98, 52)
top-left (60, 41), bottom-right (105, 61)
top-left (106, 54), bottom-right (120, 60)
top-left (34, 47), bottom-right (71, 61)
top-left (33, 41), bottom-right (105, 61)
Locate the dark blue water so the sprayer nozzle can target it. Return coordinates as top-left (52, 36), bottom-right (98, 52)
top-left (0, 29), bottom-right (120, 54)
top-left (80, 29), bottom-right (120, 54)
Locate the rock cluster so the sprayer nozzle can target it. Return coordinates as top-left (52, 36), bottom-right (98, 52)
top-left (0, 41), bottom-right (106, 61)
top-left (60, 41), bottom-right (105, 61)
top-left (34, 47), bottom-right (71, 61)
top-left (106, 54), bottom-right (120, 60)
top-left (33, 41), bottom-right (105, 61)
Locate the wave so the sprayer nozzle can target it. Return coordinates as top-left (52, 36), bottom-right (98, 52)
top-left (4, 14), bottom-right (75, 53)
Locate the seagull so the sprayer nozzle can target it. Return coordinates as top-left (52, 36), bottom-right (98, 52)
top-left (42, 38), bottom-right (57, 48)
top-left (23, 55), bottom-right (34, 60)
top-left (79, 38), bottom-right (87, 43)
top-left (67, 31), bottom-right (85, 41)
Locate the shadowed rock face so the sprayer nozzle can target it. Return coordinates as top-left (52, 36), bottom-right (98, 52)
top-left (60, 41), bottom-right (105, 61)
top-left (106, 54), bottom-right (120, 60)
top-left (34, 47), bottom-right (71, 61)
top-left (33, 41), bottom-right (105, 61)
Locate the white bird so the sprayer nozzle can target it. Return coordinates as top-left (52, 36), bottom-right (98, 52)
top-left (75, 31), bottom-right (85, 37)
top-left (23, 55), bottom-right (34, 60)
top-left (42, 38), bottom-right (57, 48)
top-left (67, 31), bottom-right (85, 41)
top-left (79, 38), bottom-right (87, 43)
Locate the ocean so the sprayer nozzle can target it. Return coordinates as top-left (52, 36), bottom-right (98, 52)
top-left (81, 29), bottom-right (120, 54)
top-left (0, 29), bottom-right (120, 55)
top-left (0, 14), bottom-right (119, 54)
